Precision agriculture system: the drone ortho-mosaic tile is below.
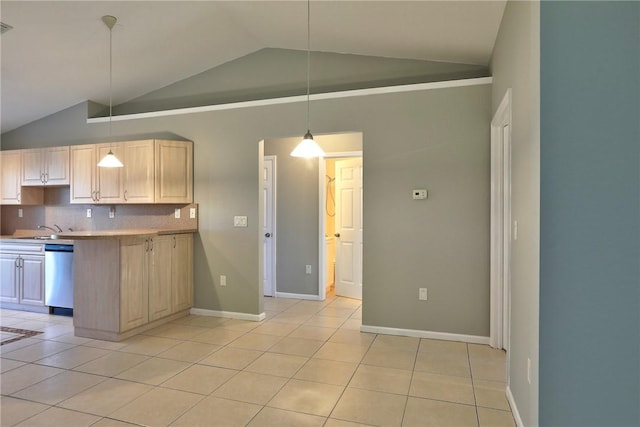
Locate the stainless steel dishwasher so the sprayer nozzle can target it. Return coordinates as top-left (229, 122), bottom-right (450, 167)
top-left (44, 243), bottom-right (74, 309)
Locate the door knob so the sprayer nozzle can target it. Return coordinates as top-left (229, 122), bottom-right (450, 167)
top-left (265, 233), bottom-right (271, 238)
top-left (334, 233), bottom-right (341, 238)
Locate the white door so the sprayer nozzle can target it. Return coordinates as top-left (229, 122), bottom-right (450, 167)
top-left (334, 158), bottom-right (363, 299)
top-left (263, 157), bottom-right (276, 297)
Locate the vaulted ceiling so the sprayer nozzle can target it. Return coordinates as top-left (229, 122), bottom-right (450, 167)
top-left (1, 1), bottom-right (506, 133)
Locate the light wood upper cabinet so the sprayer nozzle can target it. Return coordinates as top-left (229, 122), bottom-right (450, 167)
top-left (22, 146), bottom-right (70, 186)
top-left (70, 144), bottom-right (98, 204)
top-left (1, 150), bottom-right (23, 205)
top-left (155, 140), bottom-right (193, 204)
top-left (0, 150), bottom-right (43, 205)
top-left (97, 144), bottom-right (125, 203)
top-left (70, 139), bottom-right (192, 204)
top-left (123, 140), bottom-right (155, 203)
top-left (70, 143), bottom-right (125, 204)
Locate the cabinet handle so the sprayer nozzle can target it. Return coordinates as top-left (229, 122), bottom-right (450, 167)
top-left (145, 239), bottom-right (149, 252)
top-left (17, 191), bottom-right (21, 203)
top-left (44, 171), bottom-right (49, 183)
top-left (96, 190), bottom-right (100, 201)
top-left (149, 238), bottom-right (153, 252)
top-left (15, 257), bottom-right (19, 268)
top-left (41, 172), bottom-right (45, 183)
top-left (173, 236), bottom-right (176, 248)
top-left (124, 190), bottom-right (128, 202)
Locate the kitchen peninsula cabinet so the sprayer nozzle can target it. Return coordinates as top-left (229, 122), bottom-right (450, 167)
top-left (0, 242), bottom-right (46, 312)
top-left (70, 230), bottom-right (194, 341)
top-left (22, 146), bottom-right (70, 186)
top-left (70, 139), bottom-right (192, 205)
top-left (0, 150), bottom-right (43, 205)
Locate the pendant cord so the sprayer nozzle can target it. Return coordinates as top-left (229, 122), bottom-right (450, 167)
top-left (108, 23), bottom-right (113, 140)
top-left (306, 0), bottom-right (310, 133)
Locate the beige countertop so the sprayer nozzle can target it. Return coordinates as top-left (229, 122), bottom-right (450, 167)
top-left (1, 228), bottom-right (196, 243)
top-left (51, 228), bottom-right (197, 240)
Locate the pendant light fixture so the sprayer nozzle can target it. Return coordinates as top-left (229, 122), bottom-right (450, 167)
top-left (290, 0), bottom-right (325, 158)
top-left (97, 15), bottom-right (124, 168)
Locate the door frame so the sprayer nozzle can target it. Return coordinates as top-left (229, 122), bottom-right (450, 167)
top-left (263, 155), bottom-right (277, 297)
top-left (318, 151), bottom-right (363, 300)
top-left (490, 89), bottom-right (512, 351)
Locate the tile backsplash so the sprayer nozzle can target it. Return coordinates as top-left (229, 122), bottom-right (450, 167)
top-left (1, 188), bottom-right (198, 235)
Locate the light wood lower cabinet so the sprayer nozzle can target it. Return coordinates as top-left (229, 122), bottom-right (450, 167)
top-left (148, 236), bottom-right (172, 322)
top-left (120, 237), bottom-right (150, 331)
top-left (148, 234), bottom-right (193, 322)
top-left (74, 233), bottom-right (193, 340)
top-left (0, 243), bottom-right (46, 312)
top-left (172, 234), bottom-right (193, 313)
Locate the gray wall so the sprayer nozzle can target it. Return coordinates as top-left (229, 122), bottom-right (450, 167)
top-left (489, 1), bottom-right (540, 425)
top-left (540, 2), bottom-right (639, 425)
top-left (264, 133), bottom-right (362, 296)
top-left (2, 82), bottom-right (492, 337)
top-left (361, 86), bottom-right (491, 336)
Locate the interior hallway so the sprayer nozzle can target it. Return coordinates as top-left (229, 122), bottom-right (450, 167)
top-left (1, 296), bottom-right (513, 426)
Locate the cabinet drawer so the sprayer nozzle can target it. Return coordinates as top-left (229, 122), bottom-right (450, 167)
top-left (0, 243), bottom-right (45, 254)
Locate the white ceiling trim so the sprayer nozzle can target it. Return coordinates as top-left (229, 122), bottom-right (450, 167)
top-left (87, 76), bottom-right (493, 124)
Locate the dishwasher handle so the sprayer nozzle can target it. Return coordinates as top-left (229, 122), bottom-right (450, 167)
top-left (44, 244), bottom-right (74, 252)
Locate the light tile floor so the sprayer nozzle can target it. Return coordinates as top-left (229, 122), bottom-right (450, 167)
top-left (1, 296), bottom-right (515, 426)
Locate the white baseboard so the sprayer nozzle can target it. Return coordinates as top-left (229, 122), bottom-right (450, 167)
top-left (360, 324), bottom-right (490, 345)
top-left (506, 386), bottom-right (524, 427)
top-left (275, 292), bottom-right (323, 301)
top-left (190, 307), bottom-right (266, 322)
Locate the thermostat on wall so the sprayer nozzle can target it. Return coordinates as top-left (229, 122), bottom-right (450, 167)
top-left (412, 189), bottom-right (428, 200)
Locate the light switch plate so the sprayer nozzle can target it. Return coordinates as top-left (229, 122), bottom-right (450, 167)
top-left (86, 208), bottom-right (92, 218)
top-left (189, 208), bottom-right (196, 219)
top-left (18, 208), bottom-right (23, 218)
top-left (174, 208), bottom-right (181, 219)
top-left (234, 216), bottom-right (248, 227)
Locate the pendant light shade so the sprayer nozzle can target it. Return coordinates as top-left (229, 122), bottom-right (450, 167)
top-left (291, 0), bottom-right (325, 158)
top-left (98, 15), bottom-right (123, 168)
top-left (97, 149), bottom-right (124, 167)
top-left (291, 130), bottom-right (325, 158)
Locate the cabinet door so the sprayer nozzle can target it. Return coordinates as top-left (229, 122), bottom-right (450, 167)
top-left (70, 145), bottom-right (97, 204)
top-left (148, 236), bottom-right (173, 321)
top-left (1, 150), bottom-right (22, 204)
top-left (20, 255), bottom-right (45, 306)
top-left (123, 140), bottom-right (155, 203)
top-left (120, 238), bottom-right (149, 331)
top-left (0, 254), bottom-right (19, 303)
top-left (44, 146), bottom-right (70, 185)
top-left (155, 140), bottom-right (193, 203)
top-left (96, 144), bottom-right (125, 203)
top-left (172, 234), bottom-right (193, 313)
top-left (21, 149), bottom-right (44, 186)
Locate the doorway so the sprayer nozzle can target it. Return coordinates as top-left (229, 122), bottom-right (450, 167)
top-left (263, 156), bottom-right (276, 297)
top-left (320, 153), bottom-right (363, 300)
top-left (490, 89), bottom-right (512, 352)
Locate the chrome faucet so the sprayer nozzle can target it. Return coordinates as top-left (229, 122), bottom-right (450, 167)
top-left (38, 224), bottom-right (63, 233)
